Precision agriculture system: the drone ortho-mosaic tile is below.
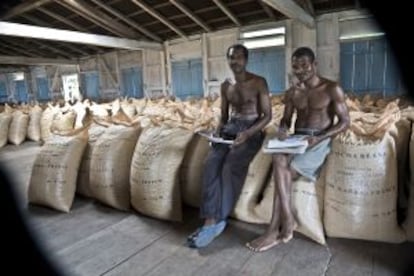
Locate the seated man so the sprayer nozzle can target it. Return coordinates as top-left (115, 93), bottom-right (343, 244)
top-left (246, 47), bottom-right (350, 252)
top-left (187, 44), bottom-right (272, 248)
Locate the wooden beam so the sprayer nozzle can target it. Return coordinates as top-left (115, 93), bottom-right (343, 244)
top-left (212, 0), bottom-right (241, 26)
top-left (259, 1), bottom-right (277, 20)
top-left (0, 21), bottom-right (162, 50)
top-left (55, 0), bottom-right (137, 38)
top-left (36, 7), bottom-right (103, 53)
top-left (0, 0), bottom-right (51, 20)
top-left (0, 55), bottom-right (77, 65)
top-left (20, 14), bottom-right (91, 57)
top-left (262, 0), bottom-right (315, 28)
top-left (170, 0), bottom-right (211, 32)
top-left (0, 39), bottom-right (42, 57)
top-left (89, 0), bottom-right (162, 42)
top-left (302, 0), bottom-right (315, 16)
top-left (37, 7), bottom-right (88, 32)
top-left (131, 0), bottom-right (188, 39)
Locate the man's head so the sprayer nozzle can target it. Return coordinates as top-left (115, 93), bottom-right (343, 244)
top-left (291, 47), bottom-right (317, 83)
top-left (227, 44), bottom-right (249, 74)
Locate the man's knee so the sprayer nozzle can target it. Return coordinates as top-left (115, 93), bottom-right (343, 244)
top-left (272, 154), bottom-right (289, 168)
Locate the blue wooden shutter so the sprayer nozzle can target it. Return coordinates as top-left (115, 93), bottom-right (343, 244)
top-left (15, 80), bottom-right (28, 103)
top-left (81, 72), bottom-right (100, 100)
top-left (340, 38), bottom-right (402, 96)
top-left (172, 58), bottom-right (203, 99)
top-left (0, 81), bottom-right (7, 103)
top-left (36, 77), bottom-right (50, 101)
top-left (247, 47), bottom-right (286, 94)
top-left (121, 67), bottom-right (143, 98)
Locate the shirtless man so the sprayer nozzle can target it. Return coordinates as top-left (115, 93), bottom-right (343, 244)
top-left (246, 47), bottom-right (350, 252)
top-left (187, 44), bottom-right (272, 248)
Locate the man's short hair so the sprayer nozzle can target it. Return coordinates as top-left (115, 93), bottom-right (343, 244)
top-left (227, 44), bottom-right (249, 60)
top-left (292, 47), bottom-right (315, 63)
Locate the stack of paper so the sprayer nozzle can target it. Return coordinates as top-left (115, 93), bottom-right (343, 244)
top-left (197, 131), bottom-right (234, 145)
top-left (263, 135), bottom-right (308, 154)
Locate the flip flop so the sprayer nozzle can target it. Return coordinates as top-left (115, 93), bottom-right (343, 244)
top-left (246, 239), bottom-right (280, 252)
top-left (187, 220), bottom-right (227, 248)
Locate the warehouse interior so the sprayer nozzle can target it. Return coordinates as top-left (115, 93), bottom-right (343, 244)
top-left (1, 0), bottom-right (414, 275)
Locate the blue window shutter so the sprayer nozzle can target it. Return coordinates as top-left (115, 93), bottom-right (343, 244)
top-left (36, 77), bottom-right (50, 101)
top-left (247, 47), bottom-right (285, 94)
top-left (81, 72), bottom-right (100, 100)
top-left (15, 80), bottom-right (28, 103)
top-left (172, 58), bottom-right (203, 99)
top-left (122, 67), bottom-right (143, 98)
top-left (340, 37), bottom-right (402, 96)
top-left (0, 81), bottom-right (7, 103)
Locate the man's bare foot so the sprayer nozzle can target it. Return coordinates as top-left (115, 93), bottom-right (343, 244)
top-left (246, 231), bottom-right (280, 252)
top-left (281, 219), bottom-right (298, 243)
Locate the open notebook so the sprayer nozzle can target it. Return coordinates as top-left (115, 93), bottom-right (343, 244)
top-left (197, 131), bottom-right (234, 145)
top-left (263, 135), bottom-right (308, 154)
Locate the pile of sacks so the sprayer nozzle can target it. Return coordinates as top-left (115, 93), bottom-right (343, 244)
top-left (2, 93), bottom-right (414, 245)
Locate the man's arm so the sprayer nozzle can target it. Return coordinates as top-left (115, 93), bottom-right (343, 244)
top-left (233, 77), bottom-right (272, 146)
top-left (276, 88), bottom-right (295, 139)
top-left (215, 80), bottom-right (230, 136)
top-left (317, 84), bottom-right (350, 142)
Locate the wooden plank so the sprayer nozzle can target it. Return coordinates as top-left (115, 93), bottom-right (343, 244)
top-left (56, 214), bottom-right (170, 276)
top-left (0, 21), bottom-right (162, 51)
top-left (104, 216), bottom-right (199, 276)
top-left (0, 0), bottom-right (51, 20)
top-left (269, 234), bottom-right (331, 275)
top-left (0, 55), bottom-right (77, 65)
top-left (28, 200), bottom-right (129, 252)
top-left (262, 0), bottom-right (315, 28)
top-left (131, 0), bottom-right (187, 39)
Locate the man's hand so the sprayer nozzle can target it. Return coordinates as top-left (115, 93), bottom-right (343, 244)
top-left (233, 131), bottom-right (250, 146)
top-left (307, 136), bottom-right (321, 148)
top-left (275, 128), bottom-right (289, 140)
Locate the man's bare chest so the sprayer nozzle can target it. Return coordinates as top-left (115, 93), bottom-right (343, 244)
top-left (292, 89), bottom-right (330, 110)
top-left (227, 83), bottom-right (258, 104)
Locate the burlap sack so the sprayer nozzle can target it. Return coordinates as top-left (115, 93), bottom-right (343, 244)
top-left (0, 113), bottom-right (12, 148)
top-left (324, 129), bottom-right (406, 243)
top-left (180, 134), bottom-right (210, 207)
top-left (28, 130), bottom-right (88, 212)
top-left (89, 125), bottom-right (141, 210)
top-left (403, 122), bottom-right (414, 240)
top-left (51, 110), bottom-right (76, 132)
top-left (8, 110), bottom-right (29, 145)
top-left (231, 148), bottom-right (272, 222)
top-left (40, 105), bottom-right (59, 141)
top-left (389, 119), bottom-right (412, 223)
top-left (76, 124), bottom-right (108, 197)
top-left (130, 126), bottom-right (193, 221)
top-left (27, 105), bottom-right (42, 142)
top-left (253, 171), bottom-right (327, 245)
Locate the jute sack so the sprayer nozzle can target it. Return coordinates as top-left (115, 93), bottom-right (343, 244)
top-left (76, 124), bottom-right (108, 197)
top-left (0, 113), bottom-right (12, 148)
top-left (8, 110), bottom-right (29, 145)
top-left (231, 132), bottom-right (273, 222)
top-left (389, 119), bottom-right (412, 223)
top-left (130, 126), bottom-right (193, 221)
top-left (253, 170), bottom-right (327, 245)
top-left (89, 125), bottom-right (141, 210)
top-left (324, 129), bottom-right (406, 243)
top-left (403, 122), bottom-right (414, 240)
top-left (40, 104), bottom-right (59, 141)
top-left (27, 105), bottom-right (42, 142)
top-left (28, 130), bottom-right (88, 212)
top-left (180, 134), bottom-right (210, 207)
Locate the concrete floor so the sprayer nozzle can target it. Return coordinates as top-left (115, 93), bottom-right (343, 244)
top-left (1, 142), bottom-right (413, 276)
